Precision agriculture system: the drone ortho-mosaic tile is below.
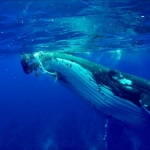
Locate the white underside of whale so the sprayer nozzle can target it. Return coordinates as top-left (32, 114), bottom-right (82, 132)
top-left (36, 55), bottom-right (150, 130)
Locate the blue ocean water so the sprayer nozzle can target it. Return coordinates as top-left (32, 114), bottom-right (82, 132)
top-left (1, 0), bottom-right (150, 150)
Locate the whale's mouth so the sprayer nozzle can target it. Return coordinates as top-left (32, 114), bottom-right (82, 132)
top-left (21, 54), bottom-right (39, 74)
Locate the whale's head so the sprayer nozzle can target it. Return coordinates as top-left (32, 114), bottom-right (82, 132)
top-left (21, 54), bottom-right (39, 74)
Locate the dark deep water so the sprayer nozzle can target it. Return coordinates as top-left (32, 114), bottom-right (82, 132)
top-left (1, 0), bottom-right (150, 150)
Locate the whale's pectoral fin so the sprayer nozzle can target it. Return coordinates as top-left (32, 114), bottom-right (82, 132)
top-left (139, 93), bottom-right (150, 114)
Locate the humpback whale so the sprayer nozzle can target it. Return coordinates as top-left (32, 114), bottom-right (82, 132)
top-left (21, 51), bottom-right (150, 131)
